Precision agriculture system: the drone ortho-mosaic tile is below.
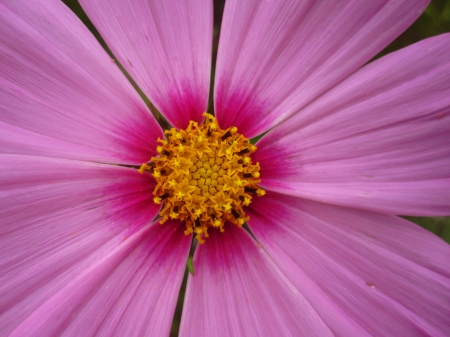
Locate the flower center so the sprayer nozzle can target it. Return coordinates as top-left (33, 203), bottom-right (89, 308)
top-left (139, 113), bottom-right (265, 243)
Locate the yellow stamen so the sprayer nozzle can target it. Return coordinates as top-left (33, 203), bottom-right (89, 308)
top-left (256, 189), bottom-right (266, 196)
top-left (146, 113), bottom-right (264, 243)
top-left (138, 163), bottom-right (149, 174)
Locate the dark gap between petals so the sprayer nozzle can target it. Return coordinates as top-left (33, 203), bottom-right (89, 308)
top-left (62, 0), bottom-right (172, 130)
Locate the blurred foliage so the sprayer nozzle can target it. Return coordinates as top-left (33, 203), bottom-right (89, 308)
top-left (376, 0), bottom-right (450, 58)
top-left (405, 217), bottom-right (450, 243)
top-left (61, 0), bottom-right (450, 336)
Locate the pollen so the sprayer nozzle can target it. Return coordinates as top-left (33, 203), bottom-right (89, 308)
top-left (139, 113), bottom-right (264, 243)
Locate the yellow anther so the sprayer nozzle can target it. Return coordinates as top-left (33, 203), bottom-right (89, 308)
top-left (196, 235), bottom-right (205, 244)
top-left (157, 138), bottom-right (167, 145)
top-left (256, 189), bottom-right (266, 196)
top-left (138, 163), bottom-right (149, 174)
top-left (148, 113), bottom-right (263, 243)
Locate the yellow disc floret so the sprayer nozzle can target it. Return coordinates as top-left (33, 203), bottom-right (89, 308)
top-left (139, 113), bottom-right (264, 243)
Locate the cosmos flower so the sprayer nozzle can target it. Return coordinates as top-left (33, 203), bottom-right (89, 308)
top-left (1, 0), bottom-right (449, 336)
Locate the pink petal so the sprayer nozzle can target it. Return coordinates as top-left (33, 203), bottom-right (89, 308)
top-left (0, 154), bottom-right (161, 335)
top-left (179, 225), bottom-right (333, 337)
top-left (248, 192), bottom-right (450, 336)
top-left (255, 34), bottom-right (450, 216)
top-left (215, 0), bottom-right (429, 138)
top-left (79, 0), bottom-right (213, 129)
top-left (8, 220), bottom-right (190, 336)
top-left (0, 0), bottom-right (162, 164)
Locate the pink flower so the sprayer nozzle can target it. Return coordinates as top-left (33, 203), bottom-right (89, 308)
top-left (1, 0), bottom-right (449, 336)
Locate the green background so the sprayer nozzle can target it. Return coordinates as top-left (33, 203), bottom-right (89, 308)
top-left (61, 1), bottom-right (450, 335)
